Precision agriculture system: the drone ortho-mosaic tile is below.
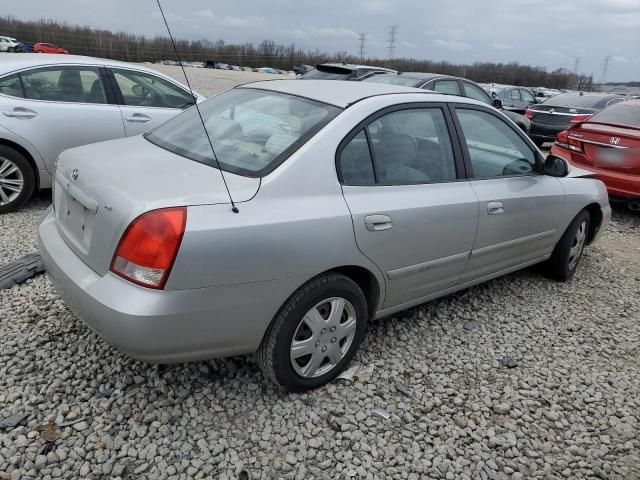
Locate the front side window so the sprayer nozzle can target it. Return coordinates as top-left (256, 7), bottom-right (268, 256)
top-left (433, 80), bottom-right (461, 96)
top-left (0, 74), bottom-right (24, 98)
top-left (508, 89), bottom-right (521, 101)
top-left (20, 67), bottom-right (107, 103)
top-left (463, 82), bottom-right (492, 105)
top-left (146, 88), bottom-right (340, 177)
top-left (521, 89), bottom-right (535, 103)
top-left (112, 69), bottom-right (195, 109)
top-left (456, 108), bottom-right (536, 178)
top-left (339, 107), bottom-right (456, 184)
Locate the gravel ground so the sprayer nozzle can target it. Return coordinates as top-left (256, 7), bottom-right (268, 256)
top-left (1, 197), bottom-right (639, 479)
top-left (144, 64), bottom-right (293, 97)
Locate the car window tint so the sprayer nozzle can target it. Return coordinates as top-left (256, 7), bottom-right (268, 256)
top-left (21, 67), bottom-right (107, 104)
top-left (112, 69), bottom-right (194, 109)
top-left (463, 82), bottom-right (491, 104)
top-left (0, 74), bottom-right (23, 98)
top-left (589, 102), bottom-right (640, 127)
top-left (433, 80), bottom-right (461, 96)
top-left (456, 108), bottom-right (535, 178)
top-left (368, 108), bottom-right (456, 183)
top-left (508, 89), bottom-right (521, 101)
top-left (339, 130), bottom-right (375, 185)
top-left (521, 89), bottom-right (535, 103)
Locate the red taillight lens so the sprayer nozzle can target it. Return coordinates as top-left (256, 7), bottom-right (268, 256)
top-left (555, 130), bottom-right (570, 149)
top-left (110, 207), bottom-right (187, 289)
top-left (569, 114), bottom-right (592, 125)
top-left (524, 109), bottom-right (534, 119)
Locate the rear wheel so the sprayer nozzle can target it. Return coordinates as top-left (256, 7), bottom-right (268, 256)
top-left (533, 139), bottom-right (546, 148)
top-left (545, 210), bottom-right (590, 281)
top-left (258, 273), bottom-right (368, 391)
top-left (0, 146), bottom-right (35, 214)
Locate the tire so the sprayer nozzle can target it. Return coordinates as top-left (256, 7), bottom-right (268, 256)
top-left (8, 47), bottom-right (15, 53)
top-left (0, 146), bottom-right (35, 214)
top-left (258, 273), bottom-right (368, 391)
top-left (533, 139), bottom-right (546, 148)
top-left (545, 210), bottom-right (590, 281)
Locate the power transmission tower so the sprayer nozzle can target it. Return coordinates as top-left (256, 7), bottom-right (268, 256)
top-left (572, 56), bottom-right (582, 73)
top-left (357, 33), bottom-right (367, 63)
top-left (387, 25), bottom-right (398, 60)
top-left (600, 55), bottom-right (612, 84)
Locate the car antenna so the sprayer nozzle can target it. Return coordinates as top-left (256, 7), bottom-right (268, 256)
top-left (155, 0), bottom-right (239, 214)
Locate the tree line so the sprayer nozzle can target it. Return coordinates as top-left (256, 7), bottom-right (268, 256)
top-left (0, 16), bottom-right (594, 90)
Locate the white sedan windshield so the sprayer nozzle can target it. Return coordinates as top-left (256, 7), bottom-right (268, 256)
top-left (146, 88), bottom-right (340, 177)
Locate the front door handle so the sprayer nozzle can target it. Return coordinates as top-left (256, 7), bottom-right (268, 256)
top-left (123, 113), bottom-right (152, 123)
top-left (3, 108), bottom-right (38, 119)
top-left (487, 201), bottom-right (504, 215)
top-left (364, 214), bottom-right (393, 232)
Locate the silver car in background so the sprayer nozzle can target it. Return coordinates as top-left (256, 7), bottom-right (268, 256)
top-left (0, 54), bottom-right (203, 212)
top-left (38, 80), bottom-right (610, 391)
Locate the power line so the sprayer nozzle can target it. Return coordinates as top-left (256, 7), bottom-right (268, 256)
top-left (572, 56), bottom-right (582, 73)
top-left (600, 55), bottom-right (612, 83)
top-left (387, 25), bottom-right (398, 60)
top-left (357, 32), bottom-right (367, 63)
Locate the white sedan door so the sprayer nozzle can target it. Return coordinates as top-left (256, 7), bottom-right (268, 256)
top-left (0, 66), bottom-right (124, 173)
top-left (109, 68), bottom-right (196, 136)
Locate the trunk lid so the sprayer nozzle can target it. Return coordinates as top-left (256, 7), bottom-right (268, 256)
top-left (529, 104), bottom-right (597, 128)
top-left (53, 135), bottom-right (259, 275)
top-left (567, 123), bottom-right (640, 174)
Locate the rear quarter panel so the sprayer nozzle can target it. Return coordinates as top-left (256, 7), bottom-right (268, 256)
top-left (556, 175), bottom-right (610, 241)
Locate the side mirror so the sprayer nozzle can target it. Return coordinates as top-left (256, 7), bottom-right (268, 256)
top-left (492, 98), bottom-right (503, 109)
top-left (543, 155), bottom-right (569, 177)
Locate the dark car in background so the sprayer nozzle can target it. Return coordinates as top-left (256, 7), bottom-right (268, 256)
top-left (364, 72), bottom-right (531, 132)
top-left (301, 63), bottom-right (396, 81)
top-left (551, 99), bottom-right (640, 210)
top-left (526, 93), bottom-right (624, 147)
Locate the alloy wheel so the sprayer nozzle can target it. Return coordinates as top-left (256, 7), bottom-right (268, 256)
top-left (568, 220), bottom-right (587, 270)
top-left (290, 297), bottom-right (357, 378)
top-left (0, 157), bottom-right (24, 206)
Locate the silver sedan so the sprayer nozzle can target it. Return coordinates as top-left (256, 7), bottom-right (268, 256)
top-left (38, 80), bottom-right (611, 391)
top-left (0, 54), bottom-right (203, 212)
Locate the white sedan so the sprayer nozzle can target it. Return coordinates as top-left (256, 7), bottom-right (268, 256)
top-left (0, 54), bottom-right (204, 212)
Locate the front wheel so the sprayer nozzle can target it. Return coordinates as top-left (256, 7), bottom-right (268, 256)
top-left (258, 273), bottom-right (368, 391)
top-left (545, 210), bottom-right (590, 281)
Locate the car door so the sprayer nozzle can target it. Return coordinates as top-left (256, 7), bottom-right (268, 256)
top-left (451, 105), bottom-right (565, 281)
top-left (108, 68), bottom-right (195, 136)
top-left (338, 105), bottom-right (479, 308)
top-left (0, 65), bottom-right (125, 173)
top-left (502, 88), bottom-right (521, 111)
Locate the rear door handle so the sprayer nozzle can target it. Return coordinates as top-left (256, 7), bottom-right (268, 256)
top-left (487, 201), bottom-right (504, 215)
top-left (3, 108), bottom-right (37, 119)
top-left (123, 113), bottom-right (152, 123)
top-left (364, 214), bottom-right (393, 231)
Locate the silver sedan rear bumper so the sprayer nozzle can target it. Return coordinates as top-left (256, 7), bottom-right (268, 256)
top-left (38, 207), bottom-right (297, 363)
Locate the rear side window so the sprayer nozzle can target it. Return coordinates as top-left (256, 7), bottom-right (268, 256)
top-left (508, 89), bottom-right (521, 101)
top-left (112, 69), bottom-right (194, 109)
top-left (589, 102), bottom-right (640, 128)
top-left (20, 67), bottom-right (107, 104)
top-left (462, 82), bottom-right (491, 104)
top-left (0, 74), bottom-right (24, 98)
top-left (521, 89), bottom-right (535, 103)
top-left (456, 108), bottom-right (535, 178)
top-left (433, 80), bottom-right (461, 96)
top-left (339, 107), bottom-right (457, 185)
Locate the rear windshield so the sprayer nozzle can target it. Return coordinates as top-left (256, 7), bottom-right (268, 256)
top-left (588, 102), bottom-right (640, 128)
top-left (146, 88), bottom-right (340, 177)
top-left (363, 74), bottom-right (421, 87)
top-left (302, 66), bottom-right (354, 80)
top-left (543, 94), bottom-right (622, 109)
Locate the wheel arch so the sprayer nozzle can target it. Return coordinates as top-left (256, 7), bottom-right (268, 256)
top-left (328, 265), bottom-right (382, 320)
top-left (584, 203), bottom-right (603, 245)
top-left (0, 138), bottom-right (40, 191)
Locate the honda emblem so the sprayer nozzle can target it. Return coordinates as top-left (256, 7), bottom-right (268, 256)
top-left (71, 169), bottom-right (79, 180)
top-left (609, 137), bottom-right (621, 145)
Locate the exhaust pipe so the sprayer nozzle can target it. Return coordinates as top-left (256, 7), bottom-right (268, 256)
top-left (627, 199), bottom-right (640, 212)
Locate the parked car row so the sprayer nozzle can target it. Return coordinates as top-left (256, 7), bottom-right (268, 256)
top-left (1, 35), bottom-right (68, 54)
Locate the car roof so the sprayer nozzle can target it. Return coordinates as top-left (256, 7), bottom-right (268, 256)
top-left (0, 53), bottom-right (159, 74)
top-left (317, 63), bottom-right (396, 72)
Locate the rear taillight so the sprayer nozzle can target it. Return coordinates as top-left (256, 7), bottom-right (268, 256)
top-left (524, 109), bottom-right (534, 119)
top-left (555, 130), bottom-right (583, 153)
top-left (569, 114), bottom-right (592, 125)
top-left (110, 207), bottom-right (187, 289)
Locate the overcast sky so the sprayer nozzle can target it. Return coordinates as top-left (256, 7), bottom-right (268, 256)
top-left (9, 0), bottom-right (640, 81)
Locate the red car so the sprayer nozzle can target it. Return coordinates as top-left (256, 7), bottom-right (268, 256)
top-left (33, 43), bottom-right (68, 54)
top-left (551, 99), bottom-right (640, 211)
